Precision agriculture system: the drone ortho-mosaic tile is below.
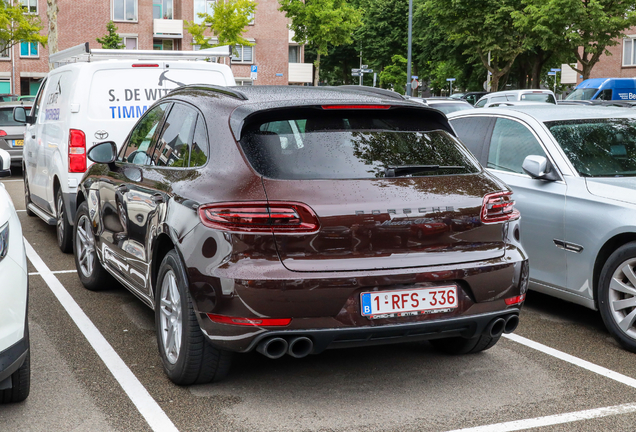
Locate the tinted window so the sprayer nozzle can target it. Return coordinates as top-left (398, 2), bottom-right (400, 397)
top-left (450, 116), bottom-right (495, 165)
top-left (119, 103), bottom-right (169, 165)
top-left (189, 115), bottom-right (208, 167)
top-left (520, 93), bottom-right (556, 103)
top-left (153, 103), bottom-right (197, 167)
top-left (547, 118), bottom-right (636, 177)
top-left (32, 78), bottom-right (47, 121)
top-left (488, 118), bottom-right (547, 174)
top-left (0, 108), bottom-right (24, 126)
top-left (598, 89), bottom-right (613, 100)
top-left (240, 111), bottom-right (480, 180)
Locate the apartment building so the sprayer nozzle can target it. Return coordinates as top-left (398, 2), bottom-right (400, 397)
top-left (0, 0), bottom-right (313, 95)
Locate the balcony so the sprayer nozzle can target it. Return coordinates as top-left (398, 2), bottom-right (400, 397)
top-left (154, 19), bottom-right (183, 39)
top-left (289, 63), bottom-right (312, 84)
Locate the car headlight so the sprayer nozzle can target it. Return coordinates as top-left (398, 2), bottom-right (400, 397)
top-left (0, 222), bottom-right (8, 261)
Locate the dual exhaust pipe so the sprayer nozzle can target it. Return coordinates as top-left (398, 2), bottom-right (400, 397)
top-left (485, 314), bottom-right (519, 338)
top-left (256, 336), bottom-right (314, 359)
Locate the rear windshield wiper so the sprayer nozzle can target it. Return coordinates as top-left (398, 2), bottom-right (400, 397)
top-left (385, 165), bottom-right (465, 177)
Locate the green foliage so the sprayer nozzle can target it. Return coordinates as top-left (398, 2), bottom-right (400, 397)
top-left (0, 1), bottom-right (47, 52)
top-left (426, 61), bottom-right (463, 95)
top-left (185, 0), bottom-right (257, 49)
top-left (513, 0), bottom-right (636, 79)
top-left (357, 0), bottom-right (408, 70)
top-left (96, 21), bottom-right (123, 49)
top-left (379, 54), bottom-right (407, 94)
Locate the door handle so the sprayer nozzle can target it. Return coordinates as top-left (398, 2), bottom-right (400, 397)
top-left (151, 193), bottom-right (164, 203)
top-left (117, 184), bottom-right (129, 193)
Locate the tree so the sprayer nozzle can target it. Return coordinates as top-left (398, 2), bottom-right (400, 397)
top-left (96, 21), bottom-right (123, 49)
top-left (379, 54), bottom-right (407, 93)
top-left (357, 0), bottom-right (408, 71)
top-left (279, 0), bottom-right (362, 86)
top-left (513, 0), bottom-right (636, 80)
top-left (0, 1), bottom-right (47, 53)
top-left (424, 0), bottom-right (526, 92)
top-left (185, 0), bottom-right (256, 50)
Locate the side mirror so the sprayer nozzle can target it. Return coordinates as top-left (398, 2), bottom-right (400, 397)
top-left (522, 155), bottom-right (559, 181)
top-left (87, 141), bottom-right (118, 164)
top-left (0, 149), bottom-right (11, 177)
top-left (13, 106), bottom-right (26, 124)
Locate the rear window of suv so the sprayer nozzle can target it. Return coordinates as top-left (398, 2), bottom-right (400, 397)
top-left (239, 109), bottom-right (480, 180)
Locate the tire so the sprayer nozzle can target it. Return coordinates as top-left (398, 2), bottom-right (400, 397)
top-left (0, 332), bottom-right (30, 404)
top-left (56, 188), bottom-right (73, 253)
top-left (74, 201), bottom-right (114, 291)
top-left (23, 171), bottom-right (35, 217)
top-left (155, 250), bottom-right (231, 385)
top-left (598, 242), bottom-right (636, 352)
top-left (430, 334), bottom-right (500, 355)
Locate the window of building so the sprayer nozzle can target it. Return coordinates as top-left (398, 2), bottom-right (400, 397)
top-left (194, 0), bottom-right (215, 24)
top-left (235, 79), bottom-right (253, 86)
top-left (153, 0), bottom-right (173, 19)
top-left (624, 37), bottom-right (636, 66)
top-left (289, 45), bottom-right (300, 63)
top-left (20, 42), bottom-right (38, 58)
top-left (21, 0), bottom-right (37, 13)
top-left (0, 43), bottom-right (9, 60)
top-left (124, 36), bottom-right (138, 50)
top-left (113, 0), bottom-right (137, 22)
top-left (232, 45), bottom-right (253, 63)
top-left (153, 39), bottom-right (174, 50)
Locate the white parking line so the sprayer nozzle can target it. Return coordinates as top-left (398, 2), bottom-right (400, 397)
top-left (29, 269), bottom-right (77, 276)
top-left (24, 239), bottom-right (179, 432)
top-left (447, 402), bottom-right (636, 432)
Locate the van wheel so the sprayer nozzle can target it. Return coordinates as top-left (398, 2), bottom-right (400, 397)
top-left (74, 201), bottom-right (114, 291)
top-left (156, 250), bottom-right (232, 385)
top-left (599, 243), bottom-right (636, 352)
top-left (430, 334), bottom-right (500, 355)
top-left (56, 188), bottom-right (72, 253)
top-left (23, 173), bottom-right (34, 217)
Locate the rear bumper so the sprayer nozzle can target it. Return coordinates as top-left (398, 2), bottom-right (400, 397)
top-left (204, 309), bottom-right (520, 354)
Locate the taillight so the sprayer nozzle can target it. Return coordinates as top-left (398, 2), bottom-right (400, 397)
top-left (321, 105), bottom-right (391, 110)
top-left (68, 129), bottom-right (86, 173)
top-left (505, 294), bottom-right (526, 305)
top-left (0, 130), bottom-right (6, 137)
top-left (207, 314), bottom-right (292, 327)
top-left (481, 191), bottom-right (520, 224)
top-left (132, 64), bottom-right (159, 67)
top-left (198, 201), bottom-right (320, 234)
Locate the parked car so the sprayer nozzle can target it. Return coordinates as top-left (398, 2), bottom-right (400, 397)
top-left (0, 101), bottom-right (32, 168)
top-left (408, 97), bottom-right (475, 114)
top-left (452, 91), bottom-right (488, 106)
top-left (449, 105), bottom-right (636, 352)
top-left (475, 89), bottom-right (556, 107)
top-left (0, 94), bottom-right (18, 102)
top-left (565, 78), bottom-right (636, 102)
top-left (74, 85), bottom-right (528, 384)
top-left (17, 95), bottom-right (36, 103)
top-left (13, 43), bottom-right (235, 253)
top-left (0, 149), bottom-right (30, 403)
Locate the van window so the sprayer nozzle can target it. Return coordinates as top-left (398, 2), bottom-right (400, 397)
top-left (598, 89), bottom-right (613, 100)
top-left (566, 88), bottom-right (598, 100)
top-left (31, 77), bottom-right (46, 121)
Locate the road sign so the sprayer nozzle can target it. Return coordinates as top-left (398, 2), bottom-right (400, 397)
top-left (411, 75), bottom-right (418, 79)
top-left (361, 64), bottom-right (368, 69)
top-left (548, 72), bottom-right (556, 76)
top-left (446, 78), bottom-right (456, 82)
top-left (550, 68), bottom-right (561, 72)
top-left (351, 72), bottom-right (363, 77)
top-left (250, 65), bottom-right (258, 80)
top-left (361, 69), bottom-right (373, 73)
top-left (411, 79), bottom-right (419, 90)
top-left (351, 68), bottom-right (361, 72)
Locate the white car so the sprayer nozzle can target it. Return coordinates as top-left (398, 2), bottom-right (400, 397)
top-left (14, 43), bottom-right (235, 253)
top-left (0, 149), bottom-right (30, 403)
top-left (475, 89), bottom-right (557, 107)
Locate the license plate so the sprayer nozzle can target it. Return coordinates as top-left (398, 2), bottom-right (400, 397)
top-left (361, 285), bottom-right (458, 319)
top-left (12, 139), bottom-right (23, 147)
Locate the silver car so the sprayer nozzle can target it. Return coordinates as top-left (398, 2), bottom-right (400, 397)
top-left (449, 105), bottom-right (636, 351)
top-left (0, 101), bottom-right (31, 167)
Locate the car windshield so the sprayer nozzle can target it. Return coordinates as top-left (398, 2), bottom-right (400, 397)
top-left (521, 93), bottom-right (556, 103)
top-left (566, 88), bottom-right (598, 101)
top-left (430, 103), bottom-right (474, 114)
top-left (0, 107), bottom-right (23, 126)
top-left (546, 118), bottom-right (636, 177)
top-left (240, 111), bottom-right (481, 180)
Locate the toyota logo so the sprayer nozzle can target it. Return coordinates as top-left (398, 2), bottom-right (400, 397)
top-left (95, 130), bottom-right (109, 140)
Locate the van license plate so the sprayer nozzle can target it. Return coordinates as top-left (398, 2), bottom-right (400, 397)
top-left (12, 139), bottom-right (23, 147)
top-left (360, 286), bottom-right (458, 319)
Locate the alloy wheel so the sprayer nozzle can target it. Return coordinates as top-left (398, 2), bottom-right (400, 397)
top-left (56, 193), bottom-right (65, 244)
top-left (75, 214), bottom-right (95, 278)
top-left (159, 270), bottom-right (182, 365)
top-left (608, 257), bottom-right (636, 339)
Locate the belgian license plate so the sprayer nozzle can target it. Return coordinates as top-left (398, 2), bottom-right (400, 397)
top-left (12, 139), bottom-right (23, 147)
top-left (361, 286), bottom-right (458, 319)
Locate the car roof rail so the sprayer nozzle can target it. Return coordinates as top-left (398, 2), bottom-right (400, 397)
top-left (333, 85), bottom-right (406, 100)
top-left (168, 84), bottom-right (249, 100)
top-left (49, 42), bottom-right (232, 69)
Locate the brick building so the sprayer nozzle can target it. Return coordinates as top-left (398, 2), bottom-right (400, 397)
top-left (577, 27), bottom-right (636, 81)
top-left (0, 0), bottom-right (313, 95)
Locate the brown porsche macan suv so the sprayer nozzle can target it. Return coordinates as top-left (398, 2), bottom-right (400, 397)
top-left (74, 85), bottom-right (529, 385)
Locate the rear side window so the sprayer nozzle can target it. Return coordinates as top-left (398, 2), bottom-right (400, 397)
top-left (239, 110), bottom-right (480, 180)
top-left (520, 93), bottom-right (556, 103)
top-left (450, 116), bottom-right (495, 165)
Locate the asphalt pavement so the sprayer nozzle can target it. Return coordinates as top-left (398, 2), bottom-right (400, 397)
top-left (3, 169), bottom-right (636, 432)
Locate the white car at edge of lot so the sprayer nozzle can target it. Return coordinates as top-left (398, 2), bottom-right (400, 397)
top-left (0, 148), bottom-right (30, 403)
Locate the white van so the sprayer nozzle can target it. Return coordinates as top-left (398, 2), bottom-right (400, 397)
top-left (15, 43), bottom-right (235, 252)
top-left (475, 89), bottom-right (557, 107)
